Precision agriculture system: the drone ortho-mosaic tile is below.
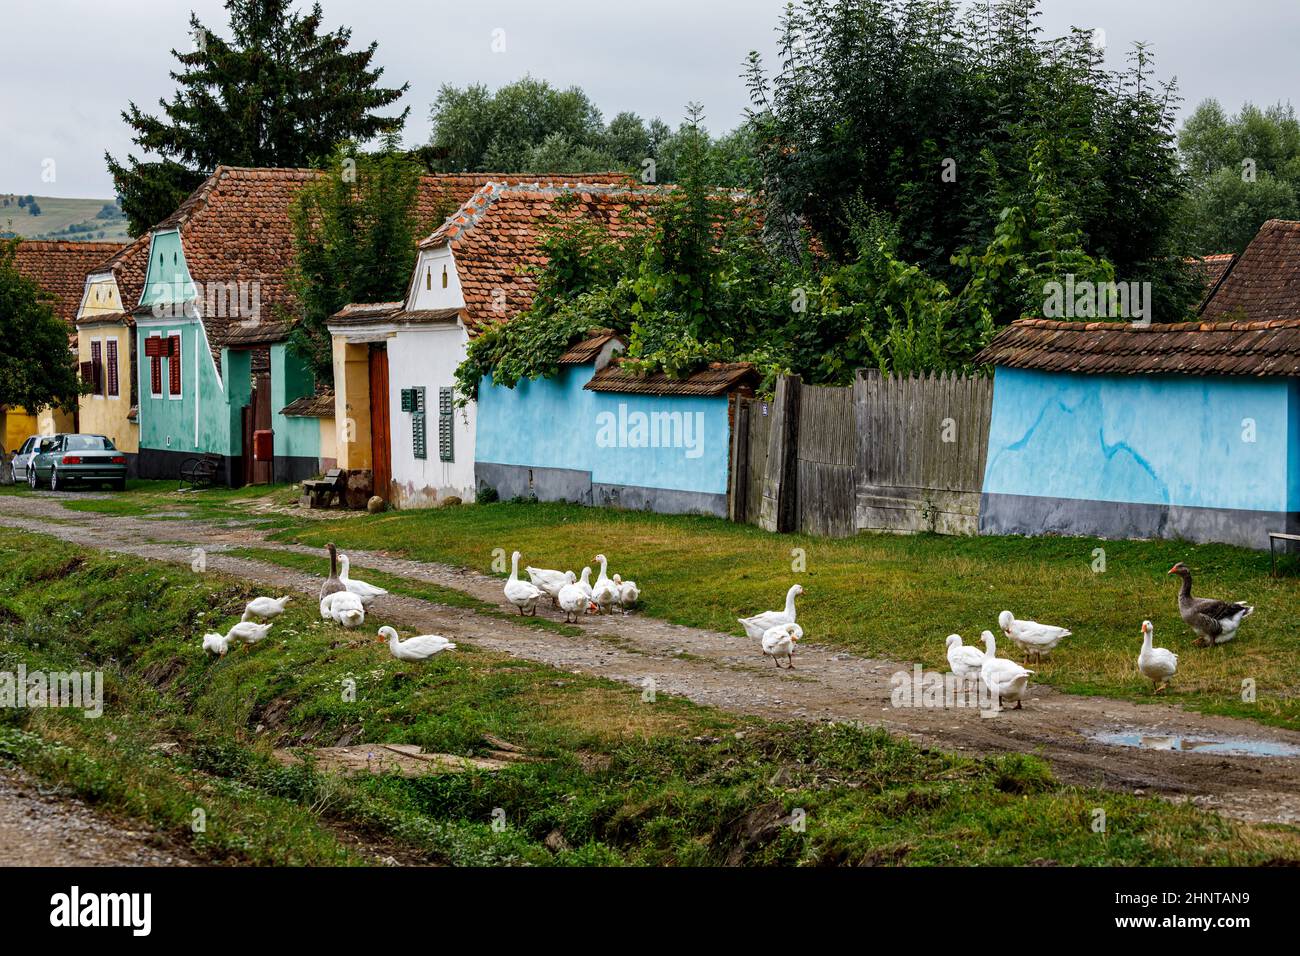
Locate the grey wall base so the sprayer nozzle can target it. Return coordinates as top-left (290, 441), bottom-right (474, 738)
top-left (980, 492), bottom-right (1299, 551)
top-left (138, 447), bottom-right (241, 487)
top-left (477, 461), bottom-right (726, 517)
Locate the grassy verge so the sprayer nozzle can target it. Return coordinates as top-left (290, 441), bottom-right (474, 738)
top-left (0, 526), bottom-right (1298, 865)
top-left (22, 481), bottom-right (1300, 728)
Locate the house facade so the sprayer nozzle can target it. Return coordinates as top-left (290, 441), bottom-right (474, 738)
top-left (2, 240), bottom-right (124, 452)
top-left (127, 167), bottom-right (326, 485)
top-left (73, 235), bottom-right (149, 472)
top-left (329, 177), bottom-right (652, 507)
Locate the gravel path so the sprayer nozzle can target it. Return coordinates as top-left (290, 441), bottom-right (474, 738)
top-left (2, 493), bottom-right (1300, 826)
top-left (0, 768), bottom-right (193, 866)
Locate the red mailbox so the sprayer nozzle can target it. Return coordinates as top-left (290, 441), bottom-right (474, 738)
top-left (252, 429), bottom-right (274, 462)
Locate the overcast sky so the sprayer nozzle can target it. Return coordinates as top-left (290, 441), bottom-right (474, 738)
top-left (1, 0), bottom-right (1296, 198)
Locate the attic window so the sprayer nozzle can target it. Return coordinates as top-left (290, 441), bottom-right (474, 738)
top-left (441, 265), bottom-right (448, 288)
top-left (425, 268), bottom-right (430, 291)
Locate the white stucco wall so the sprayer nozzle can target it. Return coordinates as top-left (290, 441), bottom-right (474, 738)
top-left (407, 246), bottom-right (464, 312)
top-left (385, 323), bottom-right (477, 506)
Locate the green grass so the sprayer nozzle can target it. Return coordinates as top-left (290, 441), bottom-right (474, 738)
top-left (263, 500), bottom-right (1300, 731)
top-left (3, 526), bottom-right (1296, 865)
top-left (25, 481), bottom-right (1300, 729)
top-left (0, 195), bottom-right (130, 242)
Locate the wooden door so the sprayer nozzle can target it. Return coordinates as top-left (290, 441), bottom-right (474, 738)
top-left (240, 405), bottom-right (254, 487)
top-left (368, 345), bottom-right (391, 500)
top-left (252, 371), bottom-right (272, 485)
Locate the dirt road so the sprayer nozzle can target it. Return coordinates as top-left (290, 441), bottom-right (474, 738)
top-left (2, 493), bottom-right (1299, 826)
top-left (0, 768), bottom-right (193, 866)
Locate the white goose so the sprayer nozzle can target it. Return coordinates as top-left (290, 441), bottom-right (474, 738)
top-left (738, 584), bottom-right (803, 640)
top-left (945, 633), bottom-right (986, 683)
top-left (575, 566), bottom-right (595, 600)
top-left (242, 595), bottom-right (291, 622)
top-left (320, 590), bottom-right (365, 628)
top-left (202, 632), bottom-right (231, 657)
top-left (377, 626), bottom-right (455, 661)
top-left (979, 630), bottom-right (1034, 710)
top-left (557, 574), bottom-right (598, 623)
top-left (526, 565), bottom-right (571, 606)
top-left (227, 620), bottom-right (273, 649)
top-left (504, 551), bottom-right (544, 616)
top-left (612, 573), bottom-right (639, 613)
top-left (762, 622), bottom-right (802, 669)
top-left (339, 555), bottom-right (388, 606)
top-left (592, 554), bottom-right (620, 613)
top-left (998, 610), bottom-right (1071, 664)
top-left (1137, 620), bottom-right (1178, 693)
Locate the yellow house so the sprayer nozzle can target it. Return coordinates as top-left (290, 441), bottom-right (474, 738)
top-left (1, 240), bottom-right (123, 456)
top-left (72, 236), bottom-right (148, 471)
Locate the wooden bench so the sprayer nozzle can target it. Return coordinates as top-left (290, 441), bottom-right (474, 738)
top-left (303, 469), bottom-right (346, 509)
top-left (1269, 532), bottom-right (1300, 577)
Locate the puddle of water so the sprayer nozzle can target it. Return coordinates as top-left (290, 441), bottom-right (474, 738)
top-left (1091, 730), bottom-right (1300, 758)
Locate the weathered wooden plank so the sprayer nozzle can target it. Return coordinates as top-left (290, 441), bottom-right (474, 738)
top-left (758, 375), bottom-right (802, 533)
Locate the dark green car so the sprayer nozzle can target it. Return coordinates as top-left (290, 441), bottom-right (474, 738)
top-left (28, 434), bottom-right (127, 492)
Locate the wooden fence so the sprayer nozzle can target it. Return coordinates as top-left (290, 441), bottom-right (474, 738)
top-left (728, 369), bottom-right (993, 537)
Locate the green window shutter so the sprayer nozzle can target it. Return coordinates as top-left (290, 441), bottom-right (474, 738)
top-left (439, 387), bottom-right (454, 462)
top-left (411, 387), bottom-right (427, 460)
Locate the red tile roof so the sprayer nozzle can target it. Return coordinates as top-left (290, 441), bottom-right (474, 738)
top-left (1188, 253), bottom-right (1236, 309)
top-left (11, 240), bottom-right (125, 328)
top-left (1200, 220), bottom-right (1300, 322)
top-left (419, 182), bottom-right (667, 331)
top-left (154, 167), bottom-right (636, 356)
top-left (585, 360), bottom-right (759, 396)
top-left (974, 317), bottom-right (1300, 377)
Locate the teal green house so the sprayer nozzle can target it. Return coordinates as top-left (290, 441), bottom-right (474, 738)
top-left (130, 167), bottom-right (329, 485)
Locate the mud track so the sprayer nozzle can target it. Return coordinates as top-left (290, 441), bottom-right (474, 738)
top-left (2, 493), bottom-right (1298, 826)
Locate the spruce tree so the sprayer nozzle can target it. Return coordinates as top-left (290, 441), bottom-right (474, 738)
top-left (107, 0), bottom-right (409, 235)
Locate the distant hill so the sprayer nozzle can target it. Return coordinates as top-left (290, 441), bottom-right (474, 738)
top-left (0, 194), bottom-right (132, 243)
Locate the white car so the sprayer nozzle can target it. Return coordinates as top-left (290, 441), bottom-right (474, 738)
top-left (6, 435), bottom-right (40, 485)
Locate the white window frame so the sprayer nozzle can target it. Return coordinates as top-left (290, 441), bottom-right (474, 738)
top-left (167, 328), bottom-right (183, 401)
top-left (147, 332), bottom-right (164, 398)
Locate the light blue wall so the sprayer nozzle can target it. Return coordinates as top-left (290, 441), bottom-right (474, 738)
top-left (270, 343), bottom-right (319, 460)
top-left (984, 368), bottom-right (1295, 513)
top-left (476, 366), bottom-right (732, 495)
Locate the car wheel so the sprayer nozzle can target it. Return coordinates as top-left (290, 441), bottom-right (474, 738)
top-left (49, 468), bottom-right (60, 492)
top-left (27, 466), bottom-right (38, 490)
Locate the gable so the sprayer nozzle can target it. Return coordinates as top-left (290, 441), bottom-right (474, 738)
top-left (139, 229), bottom-right (197, 314)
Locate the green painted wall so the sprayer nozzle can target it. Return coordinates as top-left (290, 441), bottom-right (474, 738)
top-left (136, 323), bottom-right (250, 458)
top-left (271, 343), bottom-right (319, 460)
top-left (139, 229), bottom-right (197, 313)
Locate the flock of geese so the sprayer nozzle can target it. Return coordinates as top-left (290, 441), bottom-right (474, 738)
top-left (732, 563), bottom-right (1256, 711)
top-left (202, 543), bottom-right (456, 662)
top-left (200, 544), bottom-right (1258, 710)
top-left (507, 551), bottom-right (640, 622)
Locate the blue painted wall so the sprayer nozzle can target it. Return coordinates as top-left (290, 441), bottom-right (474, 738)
top-left (984, 368), bottom-right (1295, 513)
top-left (476, 366), bottom-right (732, 495)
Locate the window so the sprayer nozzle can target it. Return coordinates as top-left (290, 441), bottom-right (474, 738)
top-left (106, 339), bottom-right (119, 397)
top-left (90, 339), bottom-right (103, 396)
top-left (65, 435), bottom-right (114, 451)
top-left (408, 387), bottom-right (427, 460)
top-left (438, 387), bottom-right (454, 462)
top-left (145, 334), bottom-right (164, 396)
top-left (168, 334), bottom-right (181, 396)
top-left (425, 267), bottom-right (431, 290)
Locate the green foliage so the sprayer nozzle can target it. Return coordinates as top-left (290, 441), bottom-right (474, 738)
top-left (107, 0), bottom-right (409, 236)
top-left (745, 0), bottom-right (1199, 324)
top-left (1179, 99), bottom-right (1300, 254)
top-left (427, 76), bottom-right (757, 187)
top-left (288, 140), bottom-right (433, 384)
top-left (0, 239), bottom-right (84, 414)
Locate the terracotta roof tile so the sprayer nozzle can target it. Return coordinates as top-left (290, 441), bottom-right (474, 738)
top-left (163, 167), bottom-right (635, 360)
top-left (418, 181), bottom-right (667, 333)
top-left (974, 317), bottom-right (1300, 377)
top-left (1200, 220), bottom-right (1300, 322)
top-left (584, 360), bottom-right (759, 396)
top-left (280, 390), bottom-right (335, 418)
top-left (558, 329), bottom-right (624, 364)
top-left (11, 240), bottom-right (125, 328)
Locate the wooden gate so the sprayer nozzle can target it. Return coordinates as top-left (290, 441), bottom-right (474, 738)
top-left (368, 345), bottom-right (392, 500)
